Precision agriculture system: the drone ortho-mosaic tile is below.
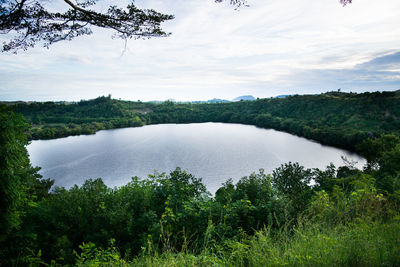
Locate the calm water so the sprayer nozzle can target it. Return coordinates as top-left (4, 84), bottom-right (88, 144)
top-left (27, 123), bottom-right (366, 193)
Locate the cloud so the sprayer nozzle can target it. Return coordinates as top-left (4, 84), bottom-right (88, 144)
top-left (356, 51), bottom-right (400, 72)
top-left (273, 51), bottom-right (400, 93)
top-left (0, 0), bottom-right (400, 101)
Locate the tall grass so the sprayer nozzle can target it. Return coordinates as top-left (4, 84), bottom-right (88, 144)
top-left (127, 219), bottom-right (400, 267)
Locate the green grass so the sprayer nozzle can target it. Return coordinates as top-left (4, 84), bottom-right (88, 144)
top-left (125, 219), bottom-right (400, 267)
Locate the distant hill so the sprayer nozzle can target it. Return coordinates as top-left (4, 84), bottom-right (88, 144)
top-left (233, 95), bottom-right (256, 101)
top-left (274, 95), bottom-right (291, 99)
top-left (191, 98), bottom-right (230, 104)
top-left (207, 98), bottom-right (230, 103)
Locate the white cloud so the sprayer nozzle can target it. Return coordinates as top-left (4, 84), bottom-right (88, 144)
top-left (1, 0), bottom-right (400, 101)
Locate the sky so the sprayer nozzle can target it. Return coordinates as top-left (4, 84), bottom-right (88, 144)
top-left (0, 0), bottom-right (400, 102)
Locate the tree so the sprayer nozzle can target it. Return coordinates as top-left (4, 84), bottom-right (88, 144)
top-left (0, 0), bottom-right (174, 52)
top-left (0, 0), bottom-right (247, 53)
top-left (0, 105), bottom-right (52, 242)
top-left (1, 0), bottom-right (352, 53)
top-left (272, 162), bottom-right (314, 216)
top-left (0, 106), bottom-right (32, 239)
top-left (0, 106), bottom-right (30, 240)
top-left (357, 135), bottom-right (400, 194)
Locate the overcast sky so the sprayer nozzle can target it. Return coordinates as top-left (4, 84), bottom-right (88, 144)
top-left (0, 0), bottom-right (399, 101)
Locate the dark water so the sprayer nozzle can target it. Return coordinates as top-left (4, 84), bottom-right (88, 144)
top-left (27, 123), bottom-right (365, 193)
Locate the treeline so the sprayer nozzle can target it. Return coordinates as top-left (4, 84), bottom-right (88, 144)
top-left (8, 90), bottom-right (400, 152)
top-left (0, 106), bottom-right (400, 266)
top-left (10, 95), bottom-right (146, 140)
top-left (146, 91), bottom-right (400, 151)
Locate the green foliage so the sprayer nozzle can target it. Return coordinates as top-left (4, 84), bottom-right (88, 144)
top-left (213, 171), bottom-right (288, 238)
top-left (0, 105), bottom-right (54, 266)
top-left (0, 106), bottom-right (52, 239)
top-left (17, 169), bottom-right (210, 263)
top-left (357, 134), bottom-right (400, 196)
top-left (0, 105), bottom-right (30, 238)
top-left (308, 174), bottom-right (390, 227)
top-left (74, 239), bottom-right (125, 266)
top-left (12, 157), bottom-right (398, 266)
top-left (2, 92), bottom-right (400, 265)
top-left (272, 162), bottom-right (314, 216)
top-left (245, 219), bottom-right (400, 266)
top-left (357, 134), bottom-right (400, 170)
top-left (129, 219), bottom-right (400, 267)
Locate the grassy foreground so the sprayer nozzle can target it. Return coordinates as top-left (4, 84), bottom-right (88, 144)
top-left (76, 219), bottom-right (400, 266)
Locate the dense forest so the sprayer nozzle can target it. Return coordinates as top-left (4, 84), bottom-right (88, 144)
top-left (7, 90), bottom-right (400, 153)
top-left (1, 92), bottom-right (400, 266)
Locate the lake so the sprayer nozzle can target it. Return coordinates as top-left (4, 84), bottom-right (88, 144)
top-left (27, 123), bottom-right (366, 193)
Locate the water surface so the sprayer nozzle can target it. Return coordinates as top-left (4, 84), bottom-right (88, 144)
top-left (27, 123), bottom-right (365, 193)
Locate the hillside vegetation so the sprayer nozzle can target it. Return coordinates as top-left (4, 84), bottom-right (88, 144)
top-left (10, 90), bottom-right (400, 152)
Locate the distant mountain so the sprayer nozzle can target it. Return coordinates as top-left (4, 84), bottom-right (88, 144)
top-left (274, 94), bottom-right (291, 98)
top-left (207, 98), bottom-right (230, 103)
top-left (233, 95), bottom-right (256, 101)
top-left (191, 98), bottom-right (230, 104)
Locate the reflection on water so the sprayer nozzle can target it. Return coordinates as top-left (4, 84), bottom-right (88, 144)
top-left (27, 123), bottom-right (366, 194)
